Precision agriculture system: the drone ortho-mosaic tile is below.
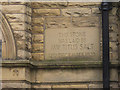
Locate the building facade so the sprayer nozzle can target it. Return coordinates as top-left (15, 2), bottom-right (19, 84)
top-left (0, 1), bottom-right (120, 89)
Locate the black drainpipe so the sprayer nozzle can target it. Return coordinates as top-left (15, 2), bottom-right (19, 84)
top-left (99, 2), bottom-right (112, 89)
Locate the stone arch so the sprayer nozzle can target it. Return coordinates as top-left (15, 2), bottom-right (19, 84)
top-left (0, 11), bottom-right (16, 59)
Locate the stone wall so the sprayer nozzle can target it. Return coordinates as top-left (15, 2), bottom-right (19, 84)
top-left (1, 2), bottom-right (32, 60)
top-left (0, 1), bottom-right (120, 89)
top-left (1, 2), bottom-right (119, 61)
top-left (31, 2), bottom-right (119, 61)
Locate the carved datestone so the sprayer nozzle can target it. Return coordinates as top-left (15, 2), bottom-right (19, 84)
top-left (45, 27), bottom-right (100, 60)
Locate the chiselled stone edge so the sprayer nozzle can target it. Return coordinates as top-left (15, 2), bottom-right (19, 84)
top-left (1, 60), bottom-right (119, 69)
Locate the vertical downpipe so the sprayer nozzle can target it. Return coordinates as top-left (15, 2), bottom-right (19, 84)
top-left (100, 2), bottom-right (112, 89)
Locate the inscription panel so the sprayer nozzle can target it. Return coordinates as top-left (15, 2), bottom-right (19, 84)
top-left (45, 27), bottom-right (100, 60)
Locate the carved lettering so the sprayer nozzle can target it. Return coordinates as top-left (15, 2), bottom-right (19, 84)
top-left (45, 28), bottom-right (100, 60)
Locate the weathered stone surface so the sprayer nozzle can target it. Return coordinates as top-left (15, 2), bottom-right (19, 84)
top-left (10, 23), bottom-right (26, 30)
top-left (52, 84), bottom-right (88, 88)
top-left (68, 2), bottom-right (101, 7)
top-left (110, 16), bottom-right (118, 24)
top-left (16, 41), bottom-right (26, 50)
top-left (36, 69), bottom-right (103, 83)
top-left (45, 27), bottom-right (100, 60)
top-left (32, 26), bottom-right (44, 34)
top-left (110, 52), bottom-right (118, 60)
top-left (2, 5), bottom-right (26, 14)
top-left (4, 0), bottom-right (27, 5)
top-left (32, 53), bottom-right (44, 60)
top-left (62, 8), bottom-right (91, 16)
top-left (89, 84), bottom-right (103, 89)
top-left (2, 42), bottom-right (6, 59)
top-left (109, 32), bottom-right (118, 41)
top-left (32, 43), bottom-right (44, 52)
top-left (2, 82), bottom-right (31, 88)
top-left (26, 6), bottom-right (32, 16)
top-left (31, 2), bottom-right (68, 9)
top-left (6, 14), bottom-right (31, 24)
top-left (6, 14), bottom-right (26, 22)
top-left (17, 50), bottom-right (31, 59)
top-left (14, 31), bottom-right (26, 40)
top-left (2, 67), bottom-right (26, 80)
top-left (72, 16), bottom-right (101, 27)
top-left (35, 68), bottom-right (118, 83)
top-left (26, 24), bottom-right (32, 31)
top-left (110, 69), bottom-right (119, 81)
top-left (91, 8), bottom-right (101, 14)
top-left (32, 85), bottom-right (51, 89)
top-left (14, 31), bottom-right (31, 41)
top-left (110, 42), bottom-right (118, 51)
top-left (33, 9), bottom-right (61, 17)
top-left (110, 83), bottom-right (119, 88)
top-left (110, 7), bottom-right (118, 15)
top-left (109, 24), bottom-right (118, 32)
top-left (17, 41), bottom-right (31, 51)
top-left (32, 34), bottom-right (44, 43)
top-left (32, 17), bottom-right (45, 25)
top-left (1, 2), bottom-right (119, 88)
top-left (27, 15), bottom-right (32, 24)
top-left (46, 17), bottom-right (71, 29)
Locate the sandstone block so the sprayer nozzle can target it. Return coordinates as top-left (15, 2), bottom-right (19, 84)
top-left (109, 32), bottom-right (118, 41)
top-left (2, 67), bottom-right (26, 80)
top-left (14, 31), bottom-right (31, 41)
top-left (2, 67), bottom-right (31, 82)
top-left (110, 69), bottom-right (118, 81)
top-left (6, 14), bottom-right (26, 22)
top-left (32, 26), bottom-right (44, 34)
top-left (26, 6), bottom-right (32, 16)
top-left (68, 2), bottom-right (101, 7)
top-left (91, 8), bottom-right (101, 14)
top-left (32, 43), bottom-right (44, 52)
top-left (31, 2), bottom-right (68, 9)
top-left (7, 0), bottom-right (27, 5)
top-left (32, 53), bottom-right (44, 60)
top-left (110, 7), bottom-right (118, 15)
top-left (26, 24), bottom-right (32, 31)
top-left (110, 16), bottom-right (118, 24)
top-left (110, 42), bottom-right (118, 52)
top-left (62, 8), bottom-right (91, 16)
top-left (26, 15), bottom-right (31, 24)
top-left (72, 16), bottom-right (100, 27)
top-left (33, 9), bottom-right (60, 17)
top-left (10, 23), bottom-right (26, 31)
top-left (16, 41), bottom-right (31, 51)
top-left (16, 41), bottom-right (26, 50)
top-left (53, 84), bottom-right (88, 88)
top-left (2, 82), bottom-right (31, 88)
top-left (32, 84), bottom-right (51, 89)
top-left (36, 69), bottom-right (102, 83)
top-left (109, 24), bottom-right (118, 32)
top-left (110, 52), bottom-right (118, 60)
top-left (32, 17), bottom-right (44, 26)
top-left (2, 5), bottom-right (26, 14)
top-left (14, 31), bottom-right (26, 41)
top-left (17, 50), bottom-right (31, 59)
top-left (45, 17), bottom-right (71, 29)
top-left (32, 2), bottom-right (58, 9)
top-left (89, 84), bottom-right (103, 89)
top-left (32, 34), bottom-right (44, 43)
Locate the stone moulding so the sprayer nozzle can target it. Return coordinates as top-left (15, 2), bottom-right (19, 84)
top-left (1, 60), bottom-right (119, 69)
top-left (0, 11), bottom-right (16, 59)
